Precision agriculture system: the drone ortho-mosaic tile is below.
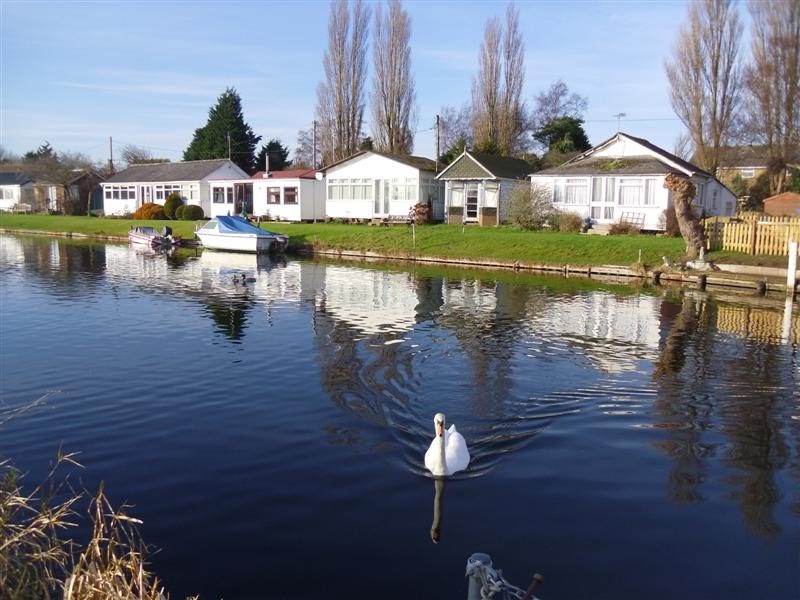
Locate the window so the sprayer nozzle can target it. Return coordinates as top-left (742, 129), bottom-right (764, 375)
top-left (327, 178), bottom-right (350, 201)
top-left (484, 183), bottom-right (499, 208)
top-left (711, 188), bottom-right (719, 210)
top-left (105, 185), bottom-right (135, 201)
top-left (644, 179), bottom-right (656, 206)
top-left (226, 188), bottom-right (233, 204)
top-left (740, 168), bottom-right (755, 179)
top-left (213, 187), bottom-right (226, 204)
top-left (449, 183), bottom-right (464, 207)
top-left (553, 181), bottom-right (564, 204)
top-left (284, 187), bottom-right (297, 204)
top-left (268, 187), bottom-right (281, 204)
top-left (590, 206), bottom-right (601, 219)
top-left (564, 178), bottom-right (588, 204)
top-left (619, 178), bottom-right (642, 205)
top-left (604, 206), bottom-right (614, 219)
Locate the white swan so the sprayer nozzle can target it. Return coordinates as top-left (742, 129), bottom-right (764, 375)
top-left (425, 412), bottom-right (470, 476)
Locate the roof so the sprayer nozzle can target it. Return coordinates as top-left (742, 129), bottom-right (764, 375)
top-left (437, 150), bottom-right (532, 180)
top-left (323, 150), bottom-right (436, 173)
top-left (536, 132), bottom-right (713, 179)
top-left (763, 191), bottom-right (800, 205)
top-left (105, 159), bottom-right (238, 184)
top-left (0, 171), bottom-right (32, 186)
top-left (252, 169), bottom-right (318, 180)
top-left (712, 145), bottom-right (770, 168)
top-left (533, 156), bottom-right (680, 176)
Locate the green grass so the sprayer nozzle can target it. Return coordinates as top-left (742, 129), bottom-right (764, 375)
top-left (0, 214), bottom-right (789, 268)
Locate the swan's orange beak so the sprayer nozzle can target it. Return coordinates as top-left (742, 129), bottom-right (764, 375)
top-left (436, 421), bottom-right (444, 437)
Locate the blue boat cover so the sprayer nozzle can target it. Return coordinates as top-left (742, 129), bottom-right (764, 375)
top-left (216, 216), bottom-right (277, 235)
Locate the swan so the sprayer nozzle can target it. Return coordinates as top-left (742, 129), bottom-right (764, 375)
top-left (424, 412), bottom-right (470, 476)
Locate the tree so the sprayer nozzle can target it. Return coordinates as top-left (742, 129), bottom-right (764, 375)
top-left (507, 183), bottom-right (553, 230)
top-left (533, 116), bottom-right (591, 154)
top-left (471, 16), bottom-right (502, 153)
top-left (359, 136), bottom-right (374, 151)
top-left (316, 0), bottom-right (370, 165)
top-left (24, 141), bottom-right (56, 161)
top-left (665, 0), bottom-right (743, 175)
top-left (497, 3), bottom-right (526, 155)
top-left (255, 139), bottom-right (291, 171)
top-left (293, 127), bottom-right (316, 169)
top-left (120, 144), bottom-right (169, 166)
top-left (530, 80), bottom-right (588, 136)
top-left (439, 135), bottom-right (468, 166)
top-left (0, 146), bottom-right (20, 164)
top-left (371, 0), bottom-right (416, 154)
top-left (183, 87), bottom-right (261, 173)
top-left (24, 149), bottom-right (96, 215)
top-left (743, 0), bottom-right (800, 195)
top-left (663, 173), bottom-right (706, 258)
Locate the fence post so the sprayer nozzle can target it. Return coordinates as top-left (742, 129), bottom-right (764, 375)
top-left (787, 240), bottom-right (798, 297)
top-left (467, 553), bottom-right (492, 600)
top-left (748, 221), bottom-right (757, 255)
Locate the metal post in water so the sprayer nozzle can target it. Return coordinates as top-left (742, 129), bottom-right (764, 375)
top-left (467, 553), bottom-right (492, 600)
top-left (786, 240), bottom-right (798, 297)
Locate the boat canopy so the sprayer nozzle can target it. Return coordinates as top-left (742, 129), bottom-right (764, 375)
top-left (213, 216), bottom-right (275, 235)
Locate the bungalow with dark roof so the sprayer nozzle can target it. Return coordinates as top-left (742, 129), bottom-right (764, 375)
top-left (435, 150), bottom-right (532, 226)
top-left (252, 168), bottom-right (325, 221)
top-left (0, 172), bottom-right (34, 212)
top-left (322, 151), bottom-right (443, 222)
top-left (530, 132), bottom-right (736, 231)
top-left (101, 159), bottom-right (249, 217)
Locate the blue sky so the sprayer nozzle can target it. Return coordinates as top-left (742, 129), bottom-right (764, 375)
top-left (1, 0), bottom-right (732, 165)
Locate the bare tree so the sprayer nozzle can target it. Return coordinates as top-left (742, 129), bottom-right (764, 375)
top-left (471, 16), bottom-right (502, 152)
top-left (0, 145), bottom-right (21, 164)
top-left (743, 0), bottom-right (800, 194)
top-left (293, 127), bottom-right (315, 169)
top-left (497, 4), bottom-right (526, 155)
top-left (530, 80), bottom-right (588, 132)
top-left (371, 0), bottom-right (416, 154)
top-left (119, 144), bottom-right (169, 166)
top-left (664, 173), bottom-right (706, 258)
top-left (316, 0), bottom-right (371, 165)
top-left (439, 104), bottom-right (472, 151)
top-left (665, 0), bottom-right (743, 175)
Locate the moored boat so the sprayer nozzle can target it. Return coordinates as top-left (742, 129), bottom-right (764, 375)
top-left (196, 216), bottom-right (288, 253)
top-left (128, 226), bottom-right (181, 247)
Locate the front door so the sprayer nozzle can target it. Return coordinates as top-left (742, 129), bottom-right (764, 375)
top-left (465, 184), bottom-right (479, 221)
top-left (374, 180), bottom-right (390, 216)
top-left (140, 186), bottom-right (151, 208)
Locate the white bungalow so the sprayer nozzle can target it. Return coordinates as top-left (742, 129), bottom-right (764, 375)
top-left (102, 159), bottom-right (249, 217)
top-left (436, 151), bottom-right (532, 226)
top-left (0, 172), bottom-right (33, 211)
top-left (323, 151), bottom-right (444, 222)
top-left (529, 132), bottom-right (736, 231)
top-left (252, 169), bottom-right (325, 221)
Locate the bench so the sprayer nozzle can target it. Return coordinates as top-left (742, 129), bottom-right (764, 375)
top-left (10, 203), bottom-right (32, 214)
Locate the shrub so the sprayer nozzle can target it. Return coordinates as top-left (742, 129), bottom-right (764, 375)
top-left (175, 204), bottom-right (185, 220)
top-left (133, 203), bottom-right (166, 220)
top-left (180, 204), bottom-right (204, 220)
top-left (608, 221), bottom-right (641, 235)
top-left (508, 183), bottom-right (553, 230)
top-left (555, 210), bottom-right (583, 232)
top-left (163, 193), bottom-right (183, 219)
top-left (409, 202), bottom-right (431, 224)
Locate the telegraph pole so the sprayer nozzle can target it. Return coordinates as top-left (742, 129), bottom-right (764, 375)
top-left (613, 113), bottom-right (626, 132)
top-left (435, 114), bottom-right (440, 172)
top-left (227, 131), bottom-right (231, 159)
top-left (108, 136), bottom-right (114, 176)
top-left (312, 120), bottom-right (318, 169)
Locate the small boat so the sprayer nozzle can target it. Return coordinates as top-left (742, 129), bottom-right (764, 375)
top-left (196, 216), bottom-right (288, 253)
top-left (128, 226), bottom-right (181, 248)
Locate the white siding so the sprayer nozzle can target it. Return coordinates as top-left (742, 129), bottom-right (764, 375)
top-left (252, 177), bottom-right (325, 222)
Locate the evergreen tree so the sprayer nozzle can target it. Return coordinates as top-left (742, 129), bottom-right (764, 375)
top-left (533, 116), bottom-right (591, 154)
top-left (255, 139), bottom-right (291, 171)
top-left (184, 88), bottom-right (261, 173)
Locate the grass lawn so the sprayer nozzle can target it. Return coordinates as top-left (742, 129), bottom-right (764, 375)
top-left (0, 213), bottom-right (787, 268)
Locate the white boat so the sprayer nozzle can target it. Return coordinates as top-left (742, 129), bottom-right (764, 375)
top-left (196, 216), bottom-right (288, 253)
top-left (128, 225), bottom-right (181, 248)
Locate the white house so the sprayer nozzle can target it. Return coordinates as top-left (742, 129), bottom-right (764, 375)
top-left (252, 169), bottom-right (325, 221)
top-left (0, 172), bottom-right (33, 211)
top-left (102, 159), bottom-right (249, 217)
top-left (323, 151), bottom-right (444, 221)
top-left (530, 132), bottom-right (736, 231)
top-left (436, 151), bottom-right (532, 226)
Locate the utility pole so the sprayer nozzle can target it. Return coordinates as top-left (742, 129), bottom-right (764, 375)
top-left (312, 120), bottom-right (318, 169)
top-left (227, 131), bottom-right (231, 160)
top-left (613, 113), bottom-right (626, 132)
top-left (108, 136), bottom-right (114, 176)
top-left (435, 114), bottom-right (440, 173)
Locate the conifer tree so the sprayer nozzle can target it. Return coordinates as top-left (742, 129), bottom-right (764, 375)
top-left (184, 88), bottom-right (261, 173)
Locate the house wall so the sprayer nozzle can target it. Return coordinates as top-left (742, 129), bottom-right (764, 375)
top-left (252, 178), bottom-right (325, 221)
top-left (0, 183), bottom-right (33, 210)
top-left (325, 154), bottom-right (442, 220)
top-left (443, 178), bottom-right (524, 225)
top-left (763, 194), bottom-right (800, 217)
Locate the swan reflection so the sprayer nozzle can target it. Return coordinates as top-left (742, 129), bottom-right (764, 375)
top-left (430, 478), bottom-right (444, 544)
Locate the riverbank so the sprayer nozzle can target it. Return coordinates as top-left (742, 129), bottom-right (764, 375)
top-left (1, 214), bottom-right (797, 294)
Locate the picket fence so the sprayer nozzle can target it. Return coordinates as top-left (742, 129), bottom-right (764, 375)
top-left (704, 214), bottom-right (800, 255)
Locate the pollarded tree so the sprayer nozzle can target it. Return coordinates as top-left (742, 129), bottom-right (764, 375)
top-left (183, 87), bottom-right (261, 173)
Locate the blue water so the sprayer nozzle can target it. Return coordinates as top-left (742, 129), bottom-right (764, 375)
top-left (1, 234), bottom-right (798, 599)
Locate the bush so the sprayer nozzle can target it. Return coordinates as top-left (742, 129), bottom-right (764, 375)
top-left (551, 210), bottom-right (583, 232)
top-left (133, 203), bottom-right (166, 220)
top-left (175, 204), bottom-right (185, 220)
top-left (180, 204), bottom-right (204, 220)
top-left (508, 184), bottom-right (553, 230)
top-left (163, 193), bottom-right (183, 219)
top-left (608, 221), bottom-right (641, 235)
top-left (409, 202), bottom-right (431, 224)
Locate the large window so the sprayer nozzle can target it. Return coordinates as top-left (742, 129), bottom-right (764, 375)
top-left (564, 178), bottom-right (589, 204)
top-left (0, 188), bottom-right (15, 200)
top-left (618, 178), bottom-right (643, 206)
top-left (212, 187), bottom-right (233, 204)
top-left (155, 184), bottom-right (182, 201)
top-left (390, 178), bottom-right (417, 203)
top-left (284, 187), bottom-right (298, 204)
top-left (327, 178), bottom-right (372, 201)
top-left (104, 185), bottom-right (136, 201)
top-left (740, 167), bottom-right (755, 179)
top-left (268, 187), bottom-right (281, 204)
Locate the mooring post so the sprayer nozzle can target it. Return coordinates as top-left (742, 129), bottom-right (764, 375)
top-left (786, 240), bottom-right (798, 297)
top-left (466, 553), bottom-right (492, 600)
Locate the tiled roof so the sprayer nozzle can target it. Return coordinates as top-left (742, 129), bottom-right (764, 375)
top-left (534, 156), bottom-right (678, 176)
top-left (0, 171), bottom-right (32, 186)
top-left (105, 159), bottom-right (235, 183)
top-left (252, 169), bottom-right (318, 180)
top-left (437, 151), bottom-right (532, 180)
top-left (323, 150), bottom-right (437, 172)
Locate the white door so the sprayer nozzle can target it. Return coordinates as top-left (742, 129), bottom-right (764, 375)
top-left (374, 180), bottom-right (390, 216)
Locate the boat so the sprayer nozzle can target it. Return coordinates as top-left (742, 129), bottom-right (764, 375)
top-left (128, 225), bottom-right (181, 248)
top-left (195, 216), bottom-right (288, 253)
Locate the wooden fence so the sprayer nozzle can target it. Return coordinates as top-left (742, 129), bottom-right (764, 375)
top-left (704, 215), bottom-right (800, 255)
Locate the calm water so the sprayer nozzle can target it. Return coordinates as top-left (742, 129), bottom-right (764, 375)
top-left (1, 234), bottom-right (798, 599)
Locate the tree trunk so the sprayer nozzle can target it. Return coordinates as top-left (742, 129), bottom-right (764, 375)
top-left (664, 173), bottom-right (706, 258)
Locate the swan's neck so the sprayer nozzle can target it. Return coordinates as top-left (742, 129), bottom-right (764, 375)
top-left (432, 433), bottom-right (447, 476)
